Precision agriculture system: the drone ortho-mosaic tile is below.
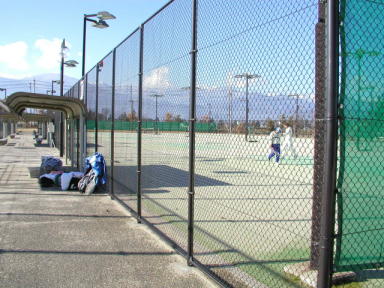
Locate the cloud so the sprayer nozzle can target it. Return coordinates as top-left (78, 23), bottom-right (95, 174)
top-left (0, 72), bottom-right (32, 79)
top-left (143, 66), bottom-right (171, 90)
top-left (0, 41), bottom-right (29, 70)
top-left (34, 38), bottom-right (72, 70)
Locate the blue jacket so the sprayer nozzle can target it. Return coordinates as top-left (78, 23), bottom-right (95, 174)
top-left (85, 153), bottom-right (107, 185)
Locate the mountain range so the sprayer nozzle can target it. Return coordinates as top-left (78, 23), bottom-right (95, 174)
top-left (0, 73), bottom-right (79, 99)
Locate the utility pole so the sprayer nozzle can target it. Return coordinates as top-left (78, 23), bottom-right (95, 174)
top-left (59, 39), bottom-right (65, 157)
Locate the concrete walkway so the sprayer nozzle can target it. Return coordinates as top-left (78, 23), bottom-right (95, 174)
top-left (0, 130), bottom-right (217, 288)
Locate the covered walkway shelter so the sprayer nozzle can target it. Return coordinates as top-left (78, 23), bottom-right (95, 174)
top-left (0, 112), bottom-right (19, 139)
top-left (5, 92), bottom-right (87, 168)
top-left (0, 112), bottom-right (53, 139)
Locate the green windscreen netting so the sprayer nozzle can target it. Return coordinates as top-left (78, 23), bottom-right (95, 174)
top-left (336, 0), bottom-right (384, 271)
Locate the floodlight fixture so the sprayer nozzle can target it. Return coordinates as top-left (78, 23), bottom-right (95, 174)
top-left (82, 10), bottom-right (116, 76)
top-left (64, 60), bottom-right (79, 66)
top-left (97, 11), bottom-right (116, 20)
top-left (92, 19), bottom-right (109, 29)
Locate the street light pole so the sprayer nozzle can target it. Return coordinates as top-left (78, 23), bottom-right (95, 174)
top-left (52, 80), bottom-right (60, 95)
top-left (59, 39), bottom-right (78, 157)
top-left (245, 76), bottom-right (249, 140)
top-left (234, 73), bottom-right (261, 141)
top-left (60, 39), bottom-right (65, 157)
top-left (82, 15), bottom-right (88, 77)
top-left (150, 93), bottom-right (164, 135)
top-left (60, 39), bottom-right (66, 97)
top-left (82, 11), bottom-right (116, 76)
top-left (129, 84), bottom-right (135, 117)
top-left (208, 103), bottom-right (212, 120)
top-left (288, 94), bottom-right (299, 137)
top-left (228, 84), bottom-right (233, 133)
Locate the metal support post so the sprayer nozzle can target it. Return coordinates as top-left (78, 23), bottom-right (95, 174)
top-left (76, 119), bottom-right (80, 168)
top-left (83, 74), bottom-right (88, 162)
top-left (84, 74), bottom-right (88, 106)
top-left (317, 0), bottom-right (339, 286)
top-left (82, 16), bottom-right (87, 77)
top-left (43, 122), bottom-right (47, 139)
top-left (311, 0), bottom-right (326, 269)
top-left (65, 119), bottom-right (69, 165)
top-left (60, 40), bottom-right (65, 157)
top-left (11, 122), bottom-right (15, 135)
top-left (2, 121), bottom-right (7, 138)
top-left (137, 24), bottom-right (144, 223)
top-left (70, 120), bottom-right (74, 166)
top-left (60, 116), bottom-right (64, 157)
top-left (95, 63), bottom-right (99, 153)
top-left (79, 115), bottom-right (85, 170)
top-left (110, 48), bottom-right (116, 199)
top-left (245, 76), bottom-right (249, 141)
top-left (187, 0), bottom-right (198, 266)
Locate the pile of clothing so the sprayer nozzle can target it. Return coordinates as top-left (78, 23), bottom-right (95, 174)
top-left (38, 153), bottom-right (107, 195)
top-left (40, 156), bottom-right (62, 174)
top-left (39, 156), bottom-right (83, 191)
top-left (39, 170), bottom-right (84, 190)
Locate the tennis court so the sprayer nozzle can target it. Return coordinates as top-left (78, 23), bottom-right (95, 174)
top-left (111, 130), bottom-right (315, 287)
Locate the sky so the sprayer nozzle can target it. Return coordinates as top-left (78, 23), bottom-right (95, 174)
top-left (0, 0), bottom-right (169, 80)
top-left (1, 0), bottom-right (319, 122)
top-left (77, 0), bottom-right (319, 122)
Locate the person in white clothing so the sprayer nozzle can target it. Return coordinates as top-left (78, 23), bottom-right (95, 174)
top-left (281, 123), bottom-right (297, 159)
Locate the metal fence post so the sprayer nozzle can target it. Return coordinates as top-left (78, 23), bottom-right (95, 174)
top-left (84, 74), bottom-right (88, 161)
top-left (60, 48), bottom-right (65, 158)
top-left (70, 119), bottom-right (74, 166)
top-left (187, 0), bottom-right (198, 266)
top-left (84, 74), bottom-right (88, 106)
top-left (95, 63), bottom-right (99, 153)
top-left (76, 118), bottom-right (80, 168)
top-left (137, 24), bottom-right (144, 223)
top-left (311, 0), bottom-right (326, 269)
top-left (110, 48), bottom-right (116, 199)
top-left (317, 0), bottom-right (339, 287)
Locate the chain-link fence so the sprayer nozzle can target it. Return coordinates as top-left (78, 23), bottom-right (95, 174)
top-left (85, 67), bottom-right (97, 157)
top-left (113, 28), bottom-right (141, 210)
top-left (61, 0), bottom-right (384, 287)
top-left (333, 0), bottom-right (384, 287)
